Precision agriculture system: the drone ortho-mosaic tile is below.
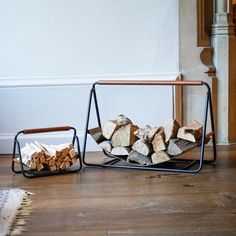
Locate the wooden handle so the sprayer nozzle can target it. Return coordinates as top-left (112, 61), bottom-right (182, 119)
top-left (23, 126), bottom-right (71, 134)
top-left (98, 80), bottom-right (204, 86)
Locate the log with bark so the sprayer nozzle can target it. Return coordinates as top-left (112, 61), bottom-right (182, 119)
top-left (152, 128), bottom-right (166, 152)
top-left (88, 127), bottom-right (106, 144)
top-left (167, 138), bottom-right (197, 156)
top-left (177, 121), bottom-right (202, 142)
top-left (98, 141), bottom-right (112, 153)
top-left (102, 114), bottom-right (132, 139)
top-left (111, 124), bottom-right (139, 147)
top-left (111, 146), bottom-right (131, 156)
top-left (127, 150), bottom-right (152, 165)
top-left (163, 119), bottom-right (180, 142)
top-left (134, 125), bottom-right (159, 142)
top-left (132, 139), bottom-right (152, 156)
top-left (151, 151), bottom-right (170, 164)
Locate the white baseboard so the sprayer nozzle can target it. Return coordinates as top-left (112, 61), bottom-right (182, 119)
top-left (0, 132), bottom-right (99, 154)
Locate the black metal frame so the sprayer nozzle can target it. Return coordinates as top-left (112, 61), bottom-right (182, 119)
top-left (82, 80), bottom-right (217, 173)
top-left (12, 126), bottom-right (82, 178)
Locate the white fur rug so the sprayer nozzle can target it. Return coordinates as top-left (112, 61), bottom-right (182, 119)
top-left (0, 189), bottom-right (32, 236)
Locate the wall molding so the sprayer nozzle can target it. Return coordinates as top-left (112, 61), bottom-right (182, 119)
top-left (0, 73), bottom-right (180, 88)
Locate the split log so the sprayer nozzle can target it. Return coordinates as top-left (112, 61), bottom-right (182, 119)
top-left (111, 124), bottom-right (139, 147)
top-left (102, 120), bottom-right (121, 140)
top-left (163, 119), bottom-right (180, 143)
top-left (69, 149), bottom-right (77, 159)
top-left (151, 151), bottom-right (170, 164)
top-left (167, 138), bottom-right (197, 156)
top-left (134, 125), bottom-right (159, 142)
top-left (88, 127), bottom-right (106, 144)
top-left (101, 114), bottom-right (132, 139)
top-left (127, 150), bottom-right (152, 166)
top-left (114, 114), bottom-right (133, 126)
top-left (111, 147), bottom-right (131, 156)
top-left (36, 163), bottom-right (44, 171)
top-left (132, 139), bottom-right (152, 156)
top-left (152, 129), bottom-right (166, 152)
top-left (99, 141), bottom-right (112, 153)
top-left (177, 121), bottom-right (203, 142)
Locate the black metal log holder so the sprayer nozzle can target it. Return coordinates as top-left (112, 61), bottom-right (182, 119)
top-left (12, 126), bottom-right (82, 178)
top-left (82, 80), bottom-right (217, 173)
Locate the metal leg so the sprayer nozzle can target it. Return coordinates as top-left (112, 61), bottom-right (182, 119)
top-left (82, 88), bottom-right (94, 166)
top-left (93, 86), bottom-right (102, 128)
top-left (12, 139), bottom-right (22, 174)
top-left (208, 90), bottom-right (217, 162)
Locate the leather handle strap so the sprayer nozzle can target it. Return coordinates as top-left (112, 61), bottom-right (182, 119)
top-left (23, 126), bottom-right (71, 134)
top-left (98, 80), bottom-right (204, 86)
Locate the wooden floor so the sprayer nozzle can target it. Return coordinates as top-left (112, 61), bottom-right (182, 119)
top-left (1, 145), bottom-right (236, 236)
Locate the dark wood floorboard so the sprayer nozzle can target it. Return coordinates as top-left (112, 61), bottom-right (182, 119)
top-left (0, 145), bottom-right (236, 236)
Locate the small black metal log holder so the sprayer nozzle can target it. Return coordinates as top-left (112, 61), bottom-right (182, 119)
top-left (82, 80), bottom-right (217, 173)
top-left (12, 126), bottom-right (82, 178)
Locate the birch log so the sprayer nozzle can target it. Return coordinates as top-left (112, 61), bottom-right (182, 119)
top-left (111, 124), bottom-right (139, 147)
top-left (152, 129), bottom-right (166, 152)
top-left (132, 139), bottom-right (152, 156)
top-left (127, 150), bottom-right (152, 165)
top-left (99, 141), bottom-right (112, 153)
top-left (111, 146), bottom-right (131, 156)
top-left (151, 151), bottom-right (170, 164)
top-left (177, 121), bottom-right (202, 142)
top-left (163, 119), bottom-right (180, 142)
top-left (88, 127), bottom-right (106, 144)
top-left (102, 114), bottom-right (132, 139)
top-left (167, 138), bottom-right (197, 156)
top-left (134, 125), bottom-right (159, 142)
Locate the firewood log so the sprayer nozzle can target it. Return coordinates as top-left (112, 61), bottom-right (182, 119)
top-left (49, 166), bottom-right (57, 171)
top-left (151, 151), bottom-right (170, 164)
top-left (29, 162), bottom-right (36, 169)
top-left (64, 156), bottom-right (71, 162)
top-left (111, 124), bottom-right (139, 147)
top-left (59, 162), bottom-right (67, 170)
top-left (177, 121), bottom-right (203, 142)
top-left (111, 147), bottom-right (131, 156)
top-left (134, 125), bottom-right (159, 142)
top-left (98, 141), bottom-right (112, 153)
top-left (115, 114), bottom-right (132, 125)
top-left (69, 149), bottom-right (77, 159)
top-left (167, 138), bottom-right (197, 156)
top-left (152, 128), bottom-right (166, 152)
top-left (132, 139), bottom-right (152, 156)
top-left (36, 163), bottom-right (44, 171)
top-left (101, 114), bottom-right (132, 139)
top-left (163, 119), bottom-right (180, 142)
top-left (65, 161), bottom-right (71, 169)
top-left (127, 150), bottom-right (152, 166)
top-left (88, 127), bottom-right (106, 144)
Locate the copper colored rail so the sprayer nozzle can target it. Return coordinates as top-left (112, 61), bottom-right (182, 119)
top-left (98, 80), bottom-right (204, 86)
top-left (23, 126), bottom-right (71, 134)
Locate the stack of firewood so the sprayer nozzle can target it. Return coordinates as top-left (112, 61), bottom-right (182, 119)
top-left (17, 142), bottom-right (78, 171)
top-left (89, 114), bottom-right (211, 166)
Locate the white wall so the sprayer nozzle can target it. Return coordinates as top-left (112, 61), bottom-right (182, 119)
top-left (179, 0), bottom-right (213, 133)
top-left (0, 0), bottom-right (179, 153)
